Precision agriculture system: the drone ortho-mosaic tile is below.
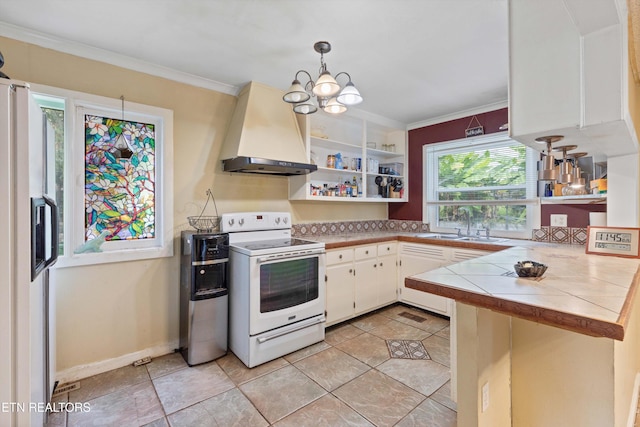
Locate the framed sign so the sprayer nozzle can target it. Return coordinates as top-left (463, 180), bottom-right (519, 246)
top-left (585, 226), bottom-right (640, 258)
top-left (465, 115), bottom-right (484, 138)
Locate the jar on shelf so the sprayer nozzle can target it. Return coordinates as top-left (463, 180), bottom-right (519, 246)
top-left (326, 154), bottom-right (336, 168)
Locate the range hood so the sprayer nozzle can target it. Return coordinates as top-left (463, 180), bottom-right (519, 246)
top-left (220, 81), bottom-right (317, 176)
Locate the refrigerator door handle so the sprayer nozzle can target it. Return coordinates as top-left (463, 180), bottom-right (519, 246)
top-left (43, 195), bottom-right (58, 269)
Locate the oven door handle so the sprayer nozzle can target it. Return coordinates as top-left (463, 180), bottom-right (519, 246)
top-left (256, 249), bottom-right (325, 264)
top-left (256, 317), bottom-right (325, 344)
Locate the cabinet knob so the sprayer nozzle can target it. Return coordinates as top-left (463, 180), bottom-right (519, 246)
top-left (365, 250), bottom-right (369, 254)
top-left (380, 262), bottom-right (383, 267)
top-left (339, 254), bottom-right (343, 259)
top-left (349, 269), bottom-right (353, 273)
top-left (374, 264), bottom-right (377, 268)
top-left (387, 247), bottom-right (390, 251)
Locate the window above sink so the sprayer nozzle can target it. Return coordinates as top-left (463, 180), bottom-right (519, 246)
top-left (416, 233), bottom-right (508, 243)
top-left (423, 133), bottom-right (539, 240)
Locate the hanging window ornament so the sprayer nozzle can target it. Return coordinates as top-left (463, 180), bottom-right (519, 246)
top-left (112, 95), bottom-right (133, 159)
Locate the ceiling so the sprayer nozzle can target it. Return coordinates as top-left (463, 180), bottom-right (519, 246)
top-left (0, 0), bottom-right (508, 127)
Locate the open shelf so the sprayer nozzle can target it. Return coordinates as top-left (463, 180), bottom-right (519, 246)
top-left (540, 194), bottom-right (607, 204)
top-left (290, 111), bottom-right (407, 202)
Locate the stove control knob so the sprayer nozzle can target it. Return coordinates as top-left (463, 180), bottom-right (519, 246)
top-left (200, 269), bottom-right (205, 275)
top-left (283, 217), bottom-right (289, 224)
top-left (228, 218), bottom-right (235, 227)
top-left (239, 218), bottom-right (245, 226)
top-left (275, 217), bottom-right (281, 224)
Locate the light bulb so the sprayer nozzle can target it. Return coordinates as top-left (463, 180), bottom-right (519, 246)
top-left (341, 94), bottom-right (356, 104)
top-left (323, 97), bottom-right (347, 114)
top-left (318, 83), bottom-right (332, 95)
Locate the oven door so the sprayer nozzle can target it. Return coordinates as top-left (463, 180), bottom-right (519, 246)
top-left (248, 249), bottom-right (325, 335)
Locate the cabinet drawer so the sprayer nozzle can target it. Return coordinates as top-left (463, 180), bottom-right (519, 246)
top-left (377, 242), bottom-right (397, 256)
top-left (354, 245), bottom-right (377, 260)
top-left (326, 248), bottom-right (354, 265)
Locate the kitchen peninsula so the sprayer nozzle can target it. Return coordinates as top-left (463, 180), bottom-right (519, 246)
top-left (406, 244), bottom-right (640, 427)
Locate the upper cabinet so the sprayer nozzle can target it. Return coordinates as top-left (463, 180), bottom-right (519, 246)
top-left (509, 0), bottom-right (638, 159)
top-left (289, 111), bottom-right (407, 202)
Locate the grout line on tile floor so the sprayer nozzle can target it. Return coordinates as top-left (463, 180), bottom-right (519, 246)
top-left (50, 304), bottom-right (455, 427)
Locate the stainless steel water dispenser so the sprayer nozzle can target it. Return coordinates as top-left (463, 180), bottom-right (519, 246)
top-left (179, 231), bottom-right (229, 365)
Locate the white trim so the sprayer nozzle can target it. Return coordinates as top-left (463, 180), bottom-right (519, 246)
top-left (0, 21), bottom-right (238, 96)
top-left (424, 131), bottom-right (510, 152)
top-left (0, 79), bottom-right (15, 427)
top-left (55, 340), bottom-right (179, 385)
top-left (29, 84), bottom-right (174, 268)
top-left (423, 133), bottom-right (539, 239)
top-left (428, 199), bottom-right (538, 206)
top-left (408, 100), bottom-right (508, 130)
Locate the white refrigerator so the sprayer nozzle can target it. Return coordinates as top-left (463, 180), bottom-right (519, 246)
top-left (0, 78), bottom-right (58, 427)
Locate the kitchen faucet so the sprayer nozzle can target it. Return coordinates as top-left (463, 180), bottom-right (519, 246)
top-left (466, 210), bottom-right (471, 237)
top-left (476, 227), bottom-right (491, 239)
top-left (457, 207), bottom-right (471, 237)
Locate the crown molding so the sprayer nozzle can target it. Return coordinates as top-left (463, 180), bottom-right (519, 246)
top-left (0, 21), bottom-right (239, 96)
top-left (408, 100), bottom-right (508, 130)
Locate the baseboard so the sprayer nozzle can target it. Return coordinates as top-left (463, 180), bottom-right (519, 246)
top-left (55, 340), bottom-right (179, 385)
top-left (627, 372), bottom-right (640, 427)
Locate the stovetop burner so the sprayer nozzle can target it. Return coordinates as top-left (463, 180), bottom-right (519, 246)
top-left (222, 212), bottom-right (324, 256)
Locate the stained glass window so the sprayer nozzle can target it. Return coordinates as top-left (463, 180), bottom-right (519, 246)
top-left (84, 115), bottom-right (156, 241)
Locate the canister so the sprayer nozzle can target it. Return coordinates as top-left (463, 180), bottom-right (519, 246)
top-left (326, 154), bottom-right (336, 168)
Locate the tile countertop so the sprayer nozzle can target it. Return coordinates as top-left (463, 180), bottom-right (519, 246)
top-left (406, 244), bottom-right (640, 341)
top-left (307, 232), bottom-right (640, 340)
top-left (312, 232), bottom-right (518, 251)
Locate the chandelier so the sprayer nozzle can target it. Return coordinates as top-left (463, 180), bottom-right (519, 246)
top-left (283, 41), bottom-right (363, 115)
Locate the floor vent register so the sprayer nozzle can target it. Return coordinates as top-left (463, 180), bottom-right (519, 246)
top-left (397, 311), bottom-right (427, 323)
top-left (52, 381), bottom-right (80, 397)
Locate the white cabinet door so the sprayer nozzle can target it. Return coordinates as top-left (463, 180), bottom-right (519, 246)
top-left (377, 254), bottom-right (398, 306)
top-left (325, 262), bottom-right (355, 326)
top-left (354, 257), bottom-right (379, 315)
top-left (399, 253), bottom-right (450, 316)
top-left (376, 243), bottom-right (398, 306)
top-left (508, 0), bottom-right (635, 158)
top-left (325, 248), bottom-right (355, 326)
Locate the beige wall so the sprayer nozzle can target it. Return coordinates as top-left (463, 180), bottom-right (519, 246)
top-left (2, 36), bottom-right (387, 376)
top-left (456, 304), bottom-right (511, 427)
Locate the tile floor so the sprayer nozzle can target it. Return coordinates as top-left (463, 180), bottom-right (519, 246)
top-left (46, 304), bottom-right (456, 427)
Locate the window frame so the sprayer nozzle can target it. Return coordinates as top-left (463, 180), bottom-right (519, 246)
top-left (31, 84), bottom-right (174, 268)
top-left (423, 132), bottom-right (540, 240)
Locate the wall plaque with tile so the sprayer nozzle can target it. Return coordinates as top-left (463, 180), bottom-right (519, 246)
top-left (586, 226), bottom-right (640, 258)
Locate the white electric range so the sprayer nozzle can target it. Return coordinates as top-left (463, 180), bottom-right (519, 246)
top-left (220, 212), bottom-right (326, 368)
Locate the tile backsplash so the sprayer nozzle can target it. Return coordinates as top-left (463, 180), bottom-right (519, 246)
top-left (294, 221), bottom-right (585, 246)
top-left (292, 219), bottom-right (430, 237)
top-left (532, 226), bottom-right (587, 245)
